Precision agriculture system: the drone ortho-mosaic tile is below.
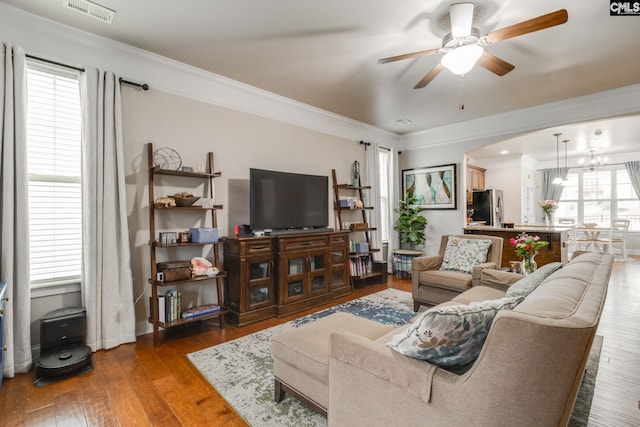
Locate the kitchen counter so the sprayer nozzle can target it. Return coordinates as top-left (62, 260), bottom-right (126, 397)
top-left (464, 225), bottom-right (570, 268)
top-left (464, 224), bottom-right (571, 233)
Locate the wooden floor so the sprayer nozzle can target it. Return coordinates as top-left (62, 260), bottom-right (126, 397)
top-left (1, 259), bottom-right (639, 426)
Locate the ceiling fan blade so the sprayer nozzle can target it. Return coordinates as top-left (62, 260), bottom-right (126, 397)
top-left (414, 63), bottom-right (444, 89)
top-left (477, 51), bottom-right (515, 76)
top-left (378, 48), bottom-right (439, 64)
top-left (484, 9), bottom-right (568, 44)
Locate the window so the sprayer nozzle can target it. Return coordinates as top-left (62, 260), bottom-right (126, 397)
top-left (557, 167), bottom-right (639, 230)
top-left (378, 149), bottom-right (391, 242)
top-left (26, 61), bottom-right (83, 287)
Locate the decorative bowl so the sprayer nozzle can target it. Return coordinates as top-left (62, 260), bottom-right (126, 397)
top-left (583, 223), bottom-right (597, 228)
top-left (170, 196), bottom-right (200, 207)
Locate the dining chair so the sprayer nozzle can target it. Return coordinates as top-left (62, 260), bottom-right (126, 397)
top-left (605, 219), bottom-right (630, 258)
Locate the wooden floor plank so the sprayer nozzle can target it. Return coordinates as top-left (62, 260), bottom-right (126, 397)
top-left (25, 404), bottom-right (56, 427)
top-left (54, 390), bottom-right (88, 427)
top-left (81, 387), bottom-right (120, 427)
top-left (106, 380), bottom-right (152, 426)
top-left (152, 375), bottom-right (212, 426)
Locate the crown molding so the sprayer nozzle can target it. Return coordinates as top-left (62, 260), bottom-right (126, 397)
top-left (398, 83), bottom-right (640, 152)
top-left (0, 2), bottom-right (399, 147)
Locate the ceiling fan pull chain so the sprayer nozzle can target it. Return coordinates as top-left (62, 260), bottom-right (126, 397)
top-left (459, 75), bottom-right (465, 110)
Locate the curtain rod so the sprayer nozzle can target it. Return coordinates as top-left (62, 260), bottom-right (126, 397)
top-left (359, 140), bottom-right (391, 151)
top-left (25, 54), bottom-right (149, 91)
top-left (119, 78), bottom-right (149, 91)
top-left (26, 54), bottom-right (84, 73)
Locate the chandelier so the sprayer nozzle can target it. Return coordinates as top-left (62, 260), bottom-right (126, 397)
top-left (579, 149), bottom-right (608, 171)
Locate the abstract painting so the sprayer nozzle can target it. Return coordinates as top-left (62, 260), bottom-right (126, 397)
top-left (402, 164), bottom-right (457, 209)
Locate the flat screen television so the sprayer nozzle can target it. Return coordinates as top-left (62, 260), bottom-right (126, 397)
top-left (250, 168), bottom-right (329, 232)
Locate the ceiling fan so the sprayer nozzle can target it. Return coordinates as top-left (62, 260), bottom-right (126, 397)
top-left (379, 3), bottom-right (568, 89)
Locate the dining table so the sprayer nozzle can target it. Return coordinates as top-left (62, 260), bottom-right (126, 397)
top-left (571, 225), bottom-right (611, 252)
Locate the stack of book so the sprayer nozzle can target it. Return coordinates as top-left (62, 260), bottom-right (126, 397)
top-left (158, 290), bottom-right (181, 323)
top-left (181, 304), bottom-right (221, 319)
top-left (349, 257), bottom-right (372, 277)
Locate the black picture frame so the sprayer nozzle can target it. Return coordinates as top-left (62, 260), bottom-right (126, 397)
top-left (402, 163), bottom-right (457, 209)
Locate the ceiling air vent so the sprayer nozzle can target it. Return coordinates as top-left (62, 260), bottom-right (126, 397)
top-left (64, 0), bottom-right (115, 24)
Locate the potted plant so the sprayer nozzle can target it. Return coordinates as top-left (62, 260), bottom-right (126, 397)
top-left (394, 193), bottom-right (427, 249)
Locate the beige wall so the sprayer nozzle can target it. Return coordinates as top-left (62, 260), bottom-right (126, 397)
top-left (121, 88), bottom-right (365, 334)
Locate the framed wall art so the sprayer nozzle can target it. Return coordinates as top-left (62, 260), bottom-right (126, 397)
top-left (402, 163), bottom-right (457, 209)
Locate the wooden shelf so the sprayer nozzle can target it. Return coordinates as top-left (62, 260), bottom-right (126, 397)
top-left (152, 240), bottom-right (225, 248)
top-left (351, 271), bottom-right (385, 280)
top-left (157, 307), bottom-right (229, 329)
top-left (335, 206), bottom-right (374, 211)
top-left (147, 142), bottom-right (227, 346)
top-left (332, 169), bottom-right (385, 287)
top-left (335, 184), bottom-right (371, 190)
top-left (349, 249), bottom-right (380, 257)
top-left (154, 205), bottom-right (224, 211)
top-left (152, 166), bottom-right (222, 179)
top-left (154, 273), bottom-right (227, 287)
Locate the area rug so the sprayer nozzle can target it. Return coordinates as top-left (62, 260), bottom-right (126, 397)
top-left (188, 289), bottom-right (602, 427)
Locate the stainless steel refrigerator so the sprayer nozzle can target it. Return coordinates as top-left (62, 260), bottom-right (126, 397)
top-left (471, 189), bottom-right (504, 226)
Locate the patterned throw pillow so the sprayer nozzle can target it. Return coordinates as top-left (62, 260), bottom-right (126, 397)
top-left (440, 237), bottom-right (493, 274)
top-left (506, 262), bottom-right (563, 298)
top-left (386, 296), bottom-right (524, 367)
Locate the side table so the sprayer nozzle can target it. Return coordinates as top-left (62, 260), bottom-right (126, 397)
top-left (392, 249), bottom-right (424, 279)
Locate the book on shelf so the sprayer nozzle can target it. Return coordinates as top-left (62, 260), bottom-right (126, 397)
top-left (160, 290), bottom-right (181, 323)
top-left (349, 256), bottom-right (373, 277)
top-left (181, 304), bottom-right (221, 319)
top-left (158, 295), bottom-right (166, 323)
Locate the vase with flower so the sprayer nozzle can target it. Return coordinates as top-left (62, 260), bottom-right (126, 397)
top-left (538, 199), bottom-right (558, 226)
top-left (509, 232), bottom-right (549, 275)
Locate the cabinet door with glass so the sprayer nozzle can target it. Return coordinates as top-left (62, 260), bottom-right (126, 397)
top-left (279, 248), bottom-right (328, 304)
top-left (307, 248), bottom-right (328, 296)
top-left (281, 251), bottom-right (307, 304)
top-left (246, 254), bottom-right (275, 310)
top-left (330, 245), bottom-right (349, 291)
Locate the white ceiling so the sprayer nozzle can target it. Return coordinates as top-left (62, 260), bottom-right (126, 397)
top-left (3, 0), bottom-right (640, 160)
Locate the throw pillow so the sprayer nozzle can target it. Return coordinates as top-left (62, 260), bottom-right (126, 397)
top-left (440, 237), bottom-right (493, 274)
top-left (506, 262), bottom-right (563, 298)
top-left (386, 296), bottom-right (524, 367)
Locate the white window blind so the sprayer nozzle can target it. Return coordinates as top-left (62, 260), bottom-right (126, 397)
top-left (26, 61), bottom-right (83, 287)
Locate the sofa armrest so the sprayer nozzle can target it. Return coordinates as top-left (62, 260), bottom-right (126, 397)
top-left (480, 269), bottom-right (524, 291)
top-left (330, 330), bottom-right (438, 403)
top-left (471, 262), bottom-right (497, 287)
top-left (412, 255), bottom-right (443, 272)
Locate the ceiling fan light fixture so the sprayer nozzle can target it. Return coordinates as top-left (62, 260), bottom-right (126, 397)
top-left (450, 2), bottom-right (475, 38)
top-left (441, 44), bottom-right (483, 75)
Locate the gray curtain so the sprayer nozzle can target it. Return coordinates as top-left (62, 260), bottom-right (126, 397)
top-left (624, 161), bottom-right (640, 199)
top-left (364, 143), bottom-right (382, 262)
top-left (542, 167), bottom-right (567, 202)
top-left (80, 68), bottom-right (136, 351)
top-left (0, 43), bottom-right (32, 376)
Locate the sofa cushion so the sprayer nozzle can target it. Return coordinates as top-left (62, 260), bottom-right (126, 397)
top-left (386, 296), bottom-right (524, 367)
top-left (506, 262), bottom-right (563, 298)
top-left (418, 269), bottom-right (474, 292)
top-left (440, 237), bottom-right (493, 274)
top-left (452, 285), bottom-right (507, 305)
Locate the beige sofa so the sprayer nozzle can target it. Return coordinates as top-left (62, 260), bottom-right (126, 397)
top-left (412, 234), bottom-right (504, 310)
top-left (325, 252), bottom-right (612, 426)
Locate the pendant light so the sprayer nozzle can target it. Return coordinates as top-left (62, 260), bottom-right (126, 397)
top-left (552, 133), bottom-right (563, 185)
top-left (561, 139), bottom-right (569, 185)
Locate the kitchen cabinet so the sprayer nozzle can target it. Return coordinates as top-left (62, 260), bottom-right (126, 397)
top-left (466, 164), bottom-right (486, 203)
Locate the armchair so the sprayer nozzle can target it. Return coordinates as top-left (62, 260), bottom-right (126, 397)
top-left (411, 234), bottom-right (503, 311)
